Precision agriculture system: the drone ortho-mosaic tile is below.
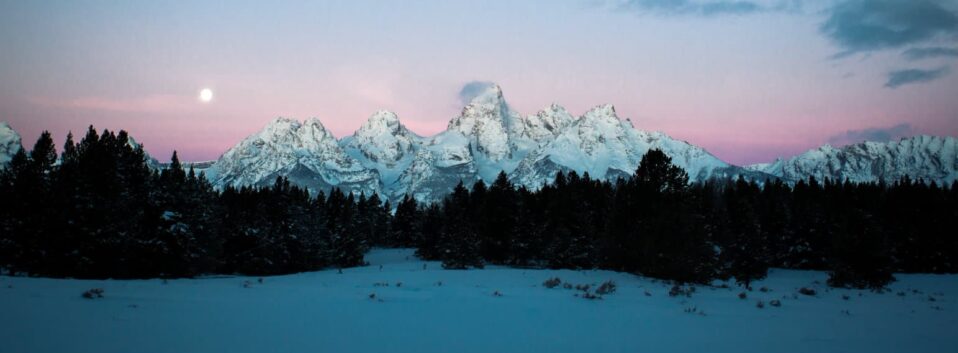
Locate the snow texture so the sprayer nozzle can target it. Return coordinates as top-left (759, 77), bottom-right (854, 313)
top-left (1, 248), bottom-right (955, 353)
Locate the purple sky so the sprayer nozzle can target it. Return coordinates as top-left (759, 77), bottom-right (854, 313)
top-left (1, 0), bottom-right (957, 165)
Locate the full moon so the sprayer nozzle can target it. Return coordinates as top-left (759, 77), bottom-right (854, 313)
top-left (199, 88), bottom-right (213, 102)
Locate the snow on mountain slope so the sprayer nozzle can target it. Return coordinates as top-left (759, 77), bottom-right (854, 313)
top-left (341, 110), bottom-right (423, 185)
top-left (747, 136), bottom-right (958, 185)
top-left (510, 104), bottom-right (757, 189)
top-left (2, 248), bottom-right (956, 353)
top-left (0, 122), bottom-right (22, 166)
top-left (209, 117), bottom-right (381, 195)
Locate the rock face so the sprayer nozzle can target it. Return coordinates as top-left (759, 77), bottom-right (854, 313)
top-left (207, 84), bottom-right (767, 203)
top-left (0, 122), bottom-right (22, 166)
top-left (747, 136), bottom-right (958, 185)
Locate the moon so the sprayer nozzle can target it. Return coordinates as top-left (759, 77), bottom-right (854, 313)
top-left (199, 88), bottom-right (213, 103)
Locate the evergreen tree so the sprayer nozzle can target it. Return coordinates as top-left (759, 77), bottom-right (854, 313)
top-left (390, 195), bottom-right (420, 248)
top-left (440, 181), bottom-right (483, 269)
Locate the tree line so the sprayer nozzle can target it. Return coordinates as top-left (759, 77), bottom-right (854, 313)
top-left (1, 127), bottom-right (956, 289)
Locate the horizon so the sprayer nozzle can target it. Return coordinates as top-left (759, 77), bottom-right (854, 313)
top-left (2, 0), bottom-right (958, 165)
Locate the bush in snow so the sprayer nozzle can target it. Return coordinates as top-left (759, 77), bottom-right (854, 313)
top-left (596, 281), bottom-right (616, 295)
top-left (580, 292), bottom-right (602, 300)
top-left (543, 277), bottom-right (562, 288)
top-left (798, 287), bottom-right (816, 296)
top-left (756, 300), bottom-right (765, 309)
top-left (81, 288), bottom-right (104, 299)
top-left (769, 299), bottom-right (781, 307)
top-left (738, 292), bottom-right (747, 300)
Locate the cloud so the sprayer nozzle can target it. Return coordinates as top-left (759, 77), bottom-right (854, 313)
top-left (902, 46), bottom-right (958, 60)
top-left (820, 0), bottom-right (958, 56)
top-left (827, 123), bottom-right (915, 146)
top-left (458, 81), bottom-right (498, 105)
top-left (884, 66), bottom-right (950, 88)
top-left (616, 0), bottom-right (768, 16)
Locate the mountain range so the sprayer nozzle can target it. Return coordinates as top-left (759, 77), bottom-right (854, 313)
top-left (2, 85), bottom-right (956, 202)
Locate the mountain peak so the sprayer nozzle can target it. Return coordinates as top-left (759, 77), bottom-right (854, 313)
top-left (363, 110), bottom-right (401, 132)
top-left (0, 122), bottom-right (22, 166)
top-left (467, 83), bottom-right (503, 106)
top-left (584, 104), bottom-right (617, 118)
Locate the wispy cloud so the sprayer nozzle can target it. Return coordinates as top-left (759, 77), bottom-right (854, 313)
top-left (820, 0), bottom-right (958, 57)
top-left (614, 0), bottom-right (774, 16)
top-left (902, 46), bottom-right (958, 60)
top-left (884, 66), bottom-right (950, 88)
top-left (827, 123), bottom-right (915, 146)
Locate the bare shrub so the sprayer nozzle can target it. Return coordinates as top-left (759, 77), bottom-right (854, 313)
top-left (81, 288), bottom-right (104, 299)
top-left (596, 281), bottom-right (617, 295)
top-left (543, 277), bottom-right (562, 289)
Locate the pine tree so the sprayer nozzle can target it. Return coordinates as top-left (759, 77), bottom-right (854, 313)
top-left (479, 172), bottom-right (517, 264)
top-left (390, 195), bottom-right (420, 248)
top-left (440, 181), bottom-right (483, 269)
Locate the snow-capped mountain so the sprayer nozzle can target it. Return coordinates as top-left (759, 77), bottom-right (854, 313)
top-left (509, 104), bottom-right (760, 189)
top-left (205, 85), bottom-right (769, 203)
top-left (341, 110), bottom-right (422, 185)
top-left (0, 122), bottom-right (22, 166)
top-left (208, 117), bottom-right (381, 195)
top-left (9, 84), bottom-right (958, 203)
top-left (747, 136), bottom-right (958, 185)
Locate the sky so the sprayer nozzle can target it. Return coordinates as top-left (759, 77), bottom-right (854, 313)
top-left (1, 0), bottom-right (957, 165)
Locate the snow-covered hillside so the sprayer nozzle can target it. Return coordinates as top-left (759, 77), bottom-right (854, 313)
top-left (748, 136), bottom-right (958, 185)
top-left (207, 85), bottom-right (759, 203)
top-left (0, 122), bottom-right (22, 166)
top-left (1, 248), bottom-right (955, 353)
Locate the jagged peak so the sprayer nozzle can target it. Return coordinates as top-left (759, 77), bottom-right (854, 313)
top-left (584, 103), bottom-right (617, 118)
top-left (360, 110), bottom-right (402, 133)
top-left (538, 103), bottom-right (570, 115)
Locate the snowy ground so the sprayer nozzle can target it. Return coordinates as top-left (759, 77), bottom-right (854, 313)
top-left (1, 249), bottom-right (956, 353)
